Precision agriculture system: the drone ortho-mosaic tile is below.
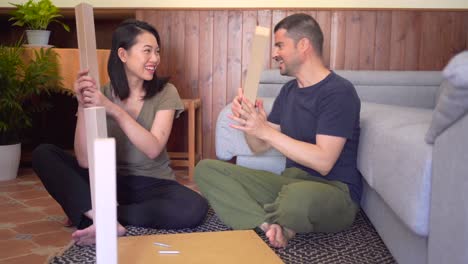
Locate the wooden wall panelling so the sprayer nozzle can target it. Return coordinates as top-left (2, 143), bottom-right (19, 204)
top-left (168, 11), bottom-right (187, 152)
top-left (186, 12), bottom-right (200, 156)
top-left (306, 10), bottom-right (318, 20)
top-left (199, 11), bottom-right (214, 159)
top-left (420, 12), bottom-right (466, 70)
top-left (316, 11), bottom-right (331, 67)
top-left (344, 11), bottom-right (361, 70)
top-left (227, 11), bottom-right (243, 103)
top-left (257, 10), bottom-right (273, 69)
top-left (241, 10), bottom-right (256, 86)
top-left (390, 11), bottom-right (422, 70)
top-left (212, 11), bottom-right (229, 159)
top-left (419, 12), bottom-right (444, 70)
top-left (446, 12), bottom-right (467, 59)
top-left (271, 10), bottom-right (287, 69)
top-left (171, 11), bottom-right (187, 98)
top-left (242, 10), bottom-right (258, 86)
top-left (330, 11), bottom-right (346, 69)
top-left (462, 12), bottom-right (468, 49)
top-left (185, 11), bottom-right (200, 98)
top-left (159, 11), bottom-right (172, 78)
top-left (359, 11), bottom-right (376, 70)
top-left (374, 11), bottom-right (392, 70)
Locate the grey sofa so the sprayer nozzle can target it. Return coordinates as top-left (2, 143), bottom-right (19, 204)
top-left (215, 69), bottom-right (468, 264)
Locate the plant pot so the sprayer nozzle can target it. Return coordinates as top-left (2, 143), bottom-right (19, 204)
top-left (0, 143), bottom-right (21, 181)
top-left (26, 30), bottom-right (51, 46)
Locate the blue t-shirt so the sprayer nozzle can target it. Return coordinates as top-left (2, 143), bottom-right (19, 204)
top-left (267, 71), bottom-right (362, 203)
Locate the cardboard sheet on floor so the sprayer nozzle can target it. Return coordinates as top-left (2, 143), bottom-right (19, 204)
top-left (118, 230), bottom-right (284, 264)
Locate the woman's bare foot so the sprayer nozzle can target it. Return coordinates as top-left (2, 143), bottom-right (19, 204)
top-left (72, 223), bottom-right (127, 246)
top-left (265, 224), bottom-right (296, 248)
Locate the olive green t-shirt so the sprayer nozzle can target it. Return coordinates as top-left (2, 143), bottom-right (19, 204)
top-left (102, 83), bottom-right (184, 180)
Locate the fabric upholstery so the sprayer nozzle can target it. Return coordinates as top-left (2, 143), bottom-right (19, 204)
top-left (425, 52), bottom-right (468, 144)
top-left (442, 51), bottom-right (468, 87)
top-left (216, 97), bottom-right (279, 160)
top-left (358, 102), bottom-right (433, 236)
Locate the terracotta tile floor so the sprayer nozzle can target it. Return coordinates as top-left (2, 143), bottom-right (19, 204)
top-left (0, 167), bottom-right (193, 263)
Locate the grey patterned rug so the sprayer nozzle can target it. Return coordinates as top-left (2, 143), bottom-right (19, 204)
top-left (49, 209), bottom-right (395, 264)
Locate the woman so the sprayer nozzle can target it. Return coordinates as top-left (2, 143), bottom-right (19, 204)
top-left (32, 19), bottom-right (208, 245)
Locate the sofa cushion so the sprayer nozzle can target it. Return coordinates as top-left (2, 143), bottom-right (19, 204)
top-left (358, 102), bottom-right (433, 236)
top-left (258, 69), bottom-right (442, 109)
top-left (336, 70), bottom-right (442, 109)
top-left (216, 97), bottom-right (281, 160)
top-left (425, 51), bottom-right (468, 144)
top-left (443, 51), bottom-right (468, 87)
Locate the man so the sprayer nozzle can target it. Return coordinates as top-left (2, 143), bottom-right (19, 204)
top-left (194, 13), bottom-right (362, 248)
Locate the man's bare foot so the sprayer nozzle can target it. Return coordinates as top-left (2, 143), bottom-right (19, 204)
top-left (72, 223), bottom-right (126, 246)
top-left (265, 224), bottom-right (296, 248)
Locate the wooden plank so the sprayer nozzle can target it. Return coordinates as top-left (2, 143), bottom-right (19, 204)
top-left (170, 160), bottom-right (189, 167)
top-left (445, 12), bottom-right (467, 64)
top-left (168, 152), bottom-right (189, 159)
top-left (170, 11), bottom-right (186, 97)
top-left (159, 11), bottom-right (172, 78)
top-left (466, 12), bottom-right (468, 50)
top-left (403, 12), bottom-right (421, 70)
top-left (227, 10), bottom-right (243, 103)
top-left (243, 26), bottom-right (270, 104)
top-left (257, 10), bottom-right (272, 69)
top-left (93, 138), bottom-right (117, 264)
top-left (212, 11), bottom-right (229, 159)
top-left (358, 11), bottom-right (376, 70)
top-left (390, 11), bottom-right (421, 70)
top-left (241, 10), bottom-right (258, 86)
top-left (271, 10), bottom-right (287, 69)
top-left (286, 10), bottom-right (296, 17)
top-left (374, 11), bottom-right (392, 70)
top-left (75, 3), bottom-right (107, 225)
top-left (75, 3), bottom-right (100, 90)
top-left (188, 100), bottom-right (196, 179)
top-left (420, 12), bottom-right (462, 70)
top-left (438, 12), bottom-right (456, 70)
top-left (419, 12), bottom-right (443, 70)
top-left (330, 11), bottom-right (346, 69)
top-left (344, 11), bottom-right (361, 70)
top-left (185, 11), bottom-right (200, 98)
top-left (306, 10), bottom-right (317, 20)
top-left (389, 11), bottom-right (405, 70)
top-left (168, 11), bottom-right (186, 153)
top-left (316, 11), bottom-right (331, 68)
top-left (198, 10), bottom-right (214, 159)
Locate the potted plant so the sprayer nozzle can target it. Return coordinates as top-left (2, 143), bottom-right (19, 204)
top-left (9, 0), bottom-right (70, 46)
top-left (0, 40), bottom-right (68, 181)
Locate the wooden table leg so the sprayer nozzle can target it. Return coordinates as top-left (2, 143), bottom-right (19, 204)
top-left (188, 100), bottom-right (195, 180)
top-left (196, 100), bottom-right (202, 162)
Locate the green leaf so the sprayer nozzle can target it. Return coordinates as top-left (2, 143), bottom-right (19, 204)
top-left (8, 0), bottom-right (69, 31)
top-left (0, 40), bottom-right (69, 144)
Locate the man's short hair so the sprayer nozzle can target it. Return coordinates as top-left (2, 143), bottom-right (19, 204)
top-left (274, 13), bottom-right (324, 57)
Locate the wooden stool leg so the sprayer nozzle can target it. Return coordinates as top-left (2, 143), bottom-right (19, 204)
top-left (188, 101), bottom-right (195, 180)
top-left (196, 101), bottom-right (202, 161)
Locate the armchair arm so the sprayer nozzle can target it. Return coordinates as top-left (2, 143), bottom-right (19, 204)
top-left (428, 112), bottom-right (468, 264)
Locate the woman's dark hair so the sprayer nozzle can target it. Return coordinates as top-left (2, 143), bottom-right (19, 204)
top-left (107, 19), bottom-right (169, 100)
